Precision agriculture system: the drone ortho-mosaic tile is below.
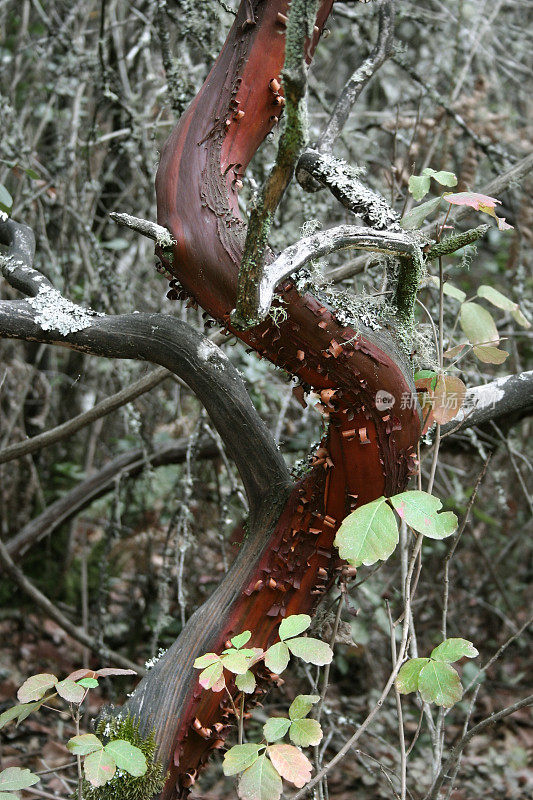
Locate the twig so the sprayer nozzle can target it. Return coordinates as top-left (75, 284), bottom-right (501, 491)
top-left (290, 528), bottom-right (423, 800)
top-left (463, 614), bottom-right (533, 696)
top-left (386, 601), bottom-right (407, 800)
top-left (109, 211), bottom-right (175, 247)
top-left (424, 694), bottom-right (533, 800)
top-left (317, 0), bottom-right (396, 153)
top-left (236, 223), bottom-right (424, 324)
top-left (442, 455), bottom-right (492, 639)
top-left (0, 367), bottom-right (170, 464)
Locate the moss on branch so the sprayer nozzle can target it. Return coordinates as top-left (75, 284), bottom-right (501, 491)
top-left (231, 0), bottom-right (319, 329)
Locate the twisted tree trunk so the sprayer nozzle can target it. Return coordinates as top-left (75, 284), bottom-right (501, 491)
top-left (122, 2), bottom-right (421, 797)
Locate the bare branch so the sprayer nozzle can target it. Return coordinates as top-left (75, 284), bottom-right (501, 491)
top-left (249, 223), bottom-right (424, 322)
top-left (0, 219), bottom-right (291, 519)
top-left (425, 694), bottom-right (533, 800)
top-left (441, 371), bottom-right (533, 436)
top-left (296, 149), bottom-right (400, 228)
top-left (109, 211), bottom-right (175, 247)
top-left (6, 437), bottom-right (219, 559)
top-left (392, 50), bottom-right (513, 167)
top-left (0, 367), bottom-right (170, 464)
top-left (317, 0), bottom-right (396, 153)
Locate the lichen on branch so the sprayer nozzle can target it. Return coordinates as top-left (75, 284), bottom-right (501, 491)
top-left (231, 0), bottom-right (320, 329)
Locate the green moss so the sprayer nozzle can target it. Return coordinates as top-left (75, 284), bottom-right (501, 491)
top-left (77, 714), bottom-right (166, 800)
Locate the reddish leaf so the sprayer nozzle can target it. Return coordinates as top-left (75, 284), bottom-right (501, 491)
top-left (17, 674), bottom-right (57, 703)
top-left (267, 744), bottom-right (312, 788)
top-left (415, 375), bottom-right (466, 432)
top-left (444, 192), bottom-right (500, 210)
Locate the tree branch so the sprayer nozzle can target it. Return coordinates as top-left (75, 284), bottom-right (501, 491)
top-left (0, 219), bottom-right (291, 522)
top-left (441, 371), bottom-right (533, 436)
top-left (424, 694), bottom-right (533, 800)
top-left (231, 0), bottom-right (320, 328)
top-left (317, 0), bottom-right (396, 153)
top-left (6, 437), bottom-right (219, 559)
top-left (296, 149), bottom-right (401, 228)
top-left (0, 366), bottom-right (170, 464)
top-left (247, 223), bottom-right (424, 323)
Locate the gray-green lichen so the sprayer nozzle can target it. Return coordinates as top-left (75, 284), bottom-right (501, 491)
top-left (303, 151), bottom-right (400, 231)
top-left (292, 254), bottom-right (435, 369)
top-left (28, 282), bottom-right (104, 334)
top-left (1, 254), bottom-right (104, 335)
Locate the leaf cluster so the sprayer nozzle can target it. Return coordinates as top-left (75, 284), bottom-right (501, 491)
top-left (334, 490), bottom-right (458, 568)
top-left (223, 695), bottom-right (322, 800)
top-left (396, 638), bottom-right (479, 707)
top-left (193, 614), bottom-right (333, 693)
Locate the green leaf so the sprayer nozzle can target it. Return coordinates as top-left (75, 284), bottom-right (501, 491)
top-left (395, 658), bottom-right (430, 694)
top-left (193, 652), bottom-right (219, 669)
top-left (267, 744), bottom-right (312, 788)
top-left (55, 678), bottom-right (85, 704)
top-left (0, 706), bottom-right (23, 730)
top-left (17, 673), bottom-right (57, 703)
top-left (334, 497), bottom-right (399, 567)
top-left (0, 700), bottom-right (47, 729)
top-left (67, 734), bottom-right (103, 756)
top-left (289, 718), bottom-right (323, 747)
top-left (430, 638), bottom-right (479, 663)
top-left (0, 767), bottom-right (39, 791)
top-left (104, 740), bottom-right (147, 777)
top-left (428, 276), bottom-right (466, 302)
top-left (511, 307), bottom-right (531, 329)
top-left (0, 184), bottom-right (13, 214)
top-left (418, 661), bottom-right (462, 707)
top-left (401, 196), bottom-right (443, 230)
top-left (0, 793), bottom-right (18, 799)
top-left (25, 168), bottom-right (40, 180)
top-left (18, 699), bottom-right (48, 725)
top-left (288, 695), bottom-right (320, 720)
top-left (78, 678), bottom-right (99, 689)
top-left (477, 285), bottom-right (516, 312)
top-left (264, 642), bottom-right (290, 675)
top-left (473, 344), bottom-right (509, 364)
top-left (198, 660), bottom-right (224, 690)
top-left (286, 637), bottom-right (333, 666)
top-left (390, 491), bottom-right (457, 539)
top-left (414, 369), bottom-right (437, 383)
top-left (236, 670), bottom-right (256, 694)
top-left (443, 283), bottom-right (466, 302)
top-left (238, 754), bottom-right (282, 800)
top-left (263, 717), bottom-right (291, 743)
top-left (460, 302), bottom-right (499, 346)
top-left (223, 743), bottom-right (262, 777)
top-left (84, 749), bottom-right (116, 787)
top-left (279, 614), bottom-right (311, 641)
top-left (231, 631), bottom-right (252, 649)
top-left (408, 174), bottom-right (431, 201)
top-left (422, 168), bottom-right (457, 187)
top-left (222, 649), bottom-right (255, 675)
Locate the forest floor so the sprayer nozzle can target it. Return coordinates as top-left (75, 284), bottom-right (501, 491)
top-left (1, 608), bottom-right (531, 800)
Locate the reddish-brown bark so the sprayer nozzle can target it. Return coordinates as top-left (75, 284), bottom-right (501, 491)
top-left (124, 2), bottom-right (421, 797)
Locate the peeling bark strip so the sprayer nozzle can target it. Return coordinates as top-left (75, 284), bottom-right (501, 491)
top-left (127, 1), bottom-right (419, 796)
